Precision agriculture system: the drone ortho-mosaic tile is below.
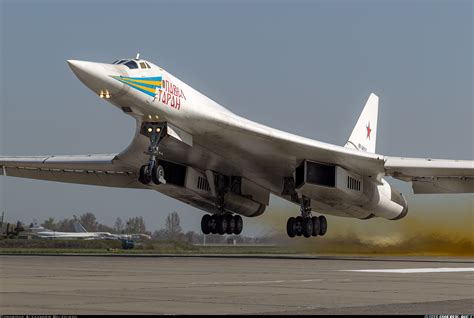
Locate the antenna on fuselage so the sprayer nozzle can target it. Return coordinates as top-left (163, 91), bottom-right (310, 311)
top-left (136, 53), bottom-right (140, 59)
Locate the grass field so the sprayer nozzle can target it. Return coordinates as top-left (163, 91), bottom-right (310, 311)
top-left (0, 239), bottom-right (298, 255)
top-left (1, 238), bottom-right (473, 256)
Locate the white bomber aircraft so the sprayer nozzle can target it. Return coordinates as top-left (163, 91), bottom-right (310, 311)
top-left (25, 221), bottom-right (150, 240)
top-left (73, 222), bottom-right (151, 240)
top-left (1, 56), bottom-right (473, 238)
top-left (26, 222), bottom-right (107, 240)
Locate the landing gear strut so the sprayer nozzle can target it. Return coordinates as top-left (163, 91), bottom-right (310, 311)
top-left (286, 195), bottom-right (327, 238)
top-left (138, 122), bottom-right (167, 185)
top-left (201, 214), bottom-right (243, 235)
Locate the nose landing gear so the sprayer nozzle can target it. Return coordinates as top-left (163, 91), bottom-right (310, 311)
top-left (138, 122), bottom-right (167, 185)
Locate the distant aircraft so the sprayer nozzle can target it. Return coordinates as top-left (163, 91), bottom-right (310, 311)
top-left (73, 222), bottom-right (151, 240)
top-left (1, 55), bottom-right (472, 238)
top-left (26, 223), bottom-right (105, 240)
top-left (25, 222), bottom-right (151, 240)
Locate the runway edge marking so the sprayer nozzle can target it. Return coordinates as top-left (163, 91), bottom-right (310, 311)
top-left (341, 267), bottom-right (474, 273)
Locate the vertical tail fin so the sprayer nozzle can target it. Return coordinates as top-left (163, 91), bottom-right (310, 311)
top-left (73, 222), bottom-right (88, 233)
top-left (344, 93), bottom-right (378, 153)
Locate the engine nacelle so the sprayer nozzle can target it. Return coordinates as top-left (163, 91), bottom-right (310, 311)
top-left (368, 178), bottom-right (408, 220)
top-left (154, 160), bottom-right (268, 218)
top-left (224, 192), bottom-right (266, 217)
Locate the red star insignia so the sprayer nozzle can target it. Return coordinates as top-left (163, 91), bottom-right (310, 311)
top-left (366, 122), bottom-right (372, 140)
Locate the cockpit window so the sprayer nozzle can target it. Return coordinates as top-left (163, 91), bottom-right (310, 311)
top-left (113, 59), bottom-right (149, 69)
top-left (112, 59), bottom-right (127, 65)
top-left (124, 60), bottom-right (138, 69)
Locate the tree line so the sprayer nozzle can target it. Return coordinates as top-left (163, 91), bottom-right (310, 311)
top-left (40, 212), bottom-right (146, 234)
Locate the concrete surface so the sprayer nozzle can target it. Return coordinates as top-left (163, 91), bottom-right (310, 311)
top-left (0, 255), bottom-right (473, 314)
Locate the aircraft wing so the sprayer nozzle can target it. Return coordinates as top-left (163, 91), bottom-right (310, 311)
top-left (0, 154), bottom-right (145, 189)
top-left (384, 156), bottom-right (474, 193)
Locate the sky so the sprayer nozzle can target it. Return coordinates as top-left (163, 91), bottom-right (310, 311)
top-left (0, 0), bottom-right (472, 236)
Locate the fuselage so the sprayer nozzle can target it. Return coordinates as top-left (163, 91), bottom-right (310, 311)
top-left (26, 225), bottom-right (144, 240)
top-left (67, 58), bottom-right (407, 221)
top-left (28, 229), bottom-right (103, 239)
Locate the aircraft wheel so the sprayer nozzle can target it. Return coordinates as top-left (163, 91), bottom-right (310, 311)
top-left (302, 218), bottom-right (313, 238)
top-left (210, 215), bottom-right (218, 234)
top-left (286, 217), bottom-right (296, 238)
top-left (319, 215), bottom-right (327, 236)
top-left (151, 164), bottom-right (165, 185)
top-left (295, 216), bottom-right (303, 236)
top-left (216, 215), bottom-right (227, 235)
top-left (139, 165), bottom-right (152, 185)
top-left (226, 215), bottom-right (235, 234)
top-left (234, 215), bottom-right (243, 235)
top-left (201, 214), bottom-right (211, 235)
top-left (311, 216), bottom-right (320, 237)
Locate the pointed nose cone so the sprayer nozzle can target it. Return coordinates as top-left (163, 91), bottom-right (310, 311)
top-left (67, 59), bottom-right (105, 91)
top-left (67, 60), bottom-right (96, 79)
top-left (67, 59), bottom-right (126, 97)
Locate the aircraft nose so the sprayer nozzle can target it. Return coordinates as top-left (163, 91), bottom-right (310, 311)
top-left (67, 59), bottom-right (126, 98)
top-left (67, 59), bottom-right (90, 73)
top-left (67, 60), bottom-right (100, 83)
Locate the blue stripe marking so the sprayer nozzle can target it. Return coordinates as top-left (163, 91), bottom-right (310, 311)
top-left (127, 84), bottom-right (155, 97)
top-left (110, 75), bottom-right (162, 97)
top-left (120, 76), bottom-right (162, 81)
top-left (120, 80), bottom-right (160, 89)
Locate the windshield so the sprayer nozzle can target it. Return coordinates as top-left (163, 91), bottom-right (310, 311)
top-left (112, 59), bottom-right (127, 64)
top-left (124, 60), bottom-right (138, 69)
top-left (112, 59), bottom-right (149, 69)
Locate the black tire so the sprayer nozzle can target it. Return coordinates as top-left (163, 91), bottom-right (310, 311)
top-left (302, 218), bottom-right (313, 238)
top-left (311, 216), bottom-right (320, 237)
top-left (225, 215), bottom-right (235, 234)
top-left (151, 165), bottom-right (165, 185)
top-left (295, 216), bottom-right (303, 236)
top-left (286, 217), bottom-right (296, 238)
top-left (234, 215), bottom-right (243, 235)
top-left (139, 165), bottom-right (152, 185)
top-left (210, 215), bottom-right (218, 234)
top-left (201, 214), bottom-right (211, 235)
top-left (319, 215), bottom-right (327, 236)
top-left (216, 215), bottom-right (227, 235)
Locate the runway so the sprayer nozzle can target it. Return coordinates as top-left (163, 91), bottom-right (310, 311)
top-left (0, 255), bottom-right (473, 314)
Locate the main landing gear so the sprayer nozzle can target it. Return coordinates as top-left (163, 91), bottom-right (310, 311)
top-left (286, 196), bottom-right (327, 238)
top-left (138, 123), bottom-right (167, 185)
top-left (201, 214), bottom-right (243, 235)
top-left (200, 174), bottom-right (244, 236)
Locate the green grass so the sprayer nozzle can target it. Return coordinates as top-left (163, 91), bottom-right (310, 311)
top-left (2, 238), bottom-right (472, 256)
top-left (0, 239), bottom-right (297, 255)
